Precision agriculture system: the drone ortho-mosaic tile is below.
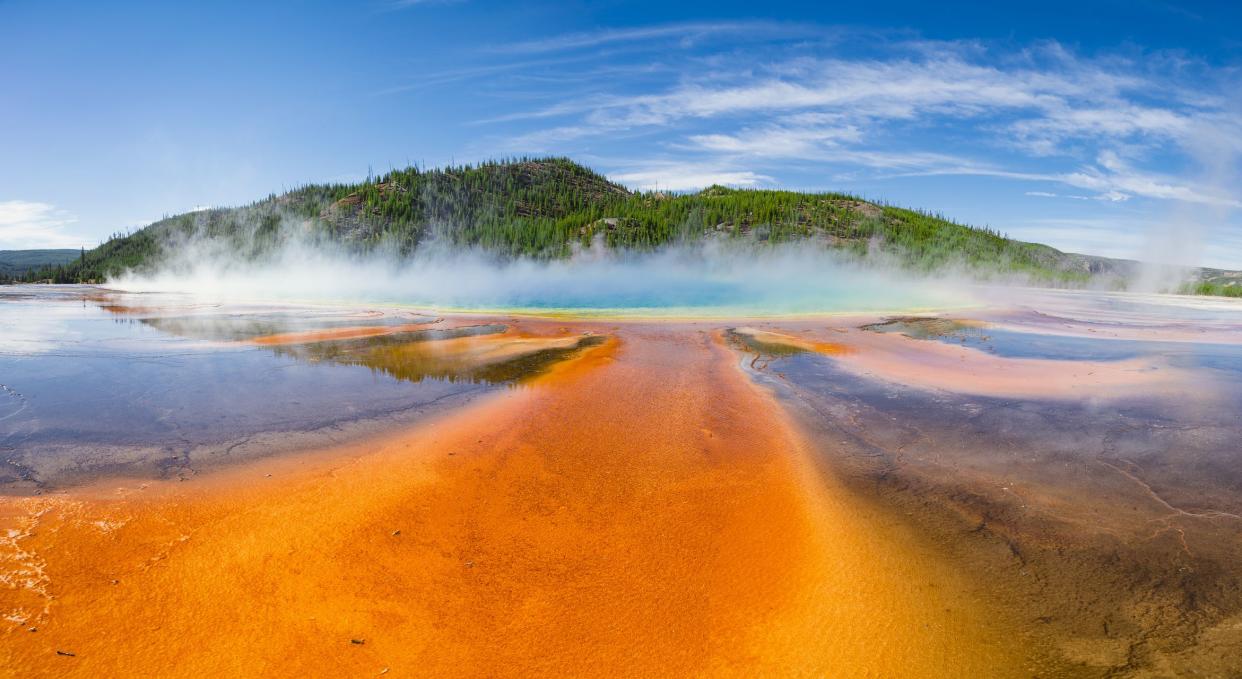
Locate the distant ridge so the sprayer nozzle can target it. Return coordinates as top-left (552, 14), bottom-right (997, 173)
top-left (0, 249), bottom-right (80, 277)
top-left (5, 157), bottom-right (1237, 296)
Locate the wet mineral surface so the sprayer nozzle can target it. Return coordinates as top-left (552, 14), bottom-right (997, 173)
top-left (732, 301), bottom-right (1242, 675)
top-left (1, 285), bottom-right (1240, 677)
top-left (0, 287), bottom-right (600, 492)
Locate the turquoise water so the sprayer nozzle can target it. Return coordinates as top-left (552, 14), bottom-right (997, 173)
top-left (107, 248), bottom-right (975, 316)
top-left (113, 273), bottom-right (972, 317)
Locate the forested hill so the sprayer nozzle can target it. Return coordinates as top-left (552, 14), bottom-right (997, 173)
top-left (0, 249), bottom-right (81, 276)
top-left (9, 157), bottom-right (1229, 293)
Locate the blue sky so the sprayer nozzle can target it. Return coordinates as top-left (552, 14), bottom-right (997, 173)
top-left (2, 0), bottom-right (1241, 267)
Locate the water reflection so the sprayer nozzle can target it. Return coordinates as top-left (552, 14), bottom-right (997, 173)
top-left (0, 287), bottom-right (607, 490)
top-left (140, 311), bottom-right (440, 342)
top-left (729, 304), bottom-right (1242, 675)
top-left (863, 312), bottom-right (1242, 370)
top-left (269, 325), bottom-right (605, 385)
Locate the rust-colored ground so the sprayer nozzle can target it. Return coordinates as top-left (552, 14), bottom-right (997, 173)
top-left (0, 325), bottom-right (1026, 677)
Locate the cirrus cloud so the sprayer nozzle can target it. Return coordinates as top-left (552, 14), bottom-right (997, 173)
top-left (478, 28), bottom-right (1240, 213)
top-left (0, 200), bottom-right (88, 250)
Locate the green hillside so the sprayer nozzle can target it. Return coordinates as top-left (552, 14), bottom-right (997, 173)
top-left (1187, 268), bottom-right (1242, 297)
top-left (0, 157), bottom-right (1175, 288)
top-left (0, 249), bottom-right (82, 277)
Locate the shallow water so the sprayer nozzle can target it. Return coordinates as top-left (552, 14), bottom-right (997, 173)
top-left (866, 313), bottom-right (1242, 369)
top-left (0, 287), bottom-right (599, 490)
top-left (736, 300), bottom-right (1242, 675)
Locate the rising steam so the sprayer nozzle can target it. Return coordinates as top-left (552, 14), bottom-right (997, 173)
top-left (108, 227), bottom-right (979, 316)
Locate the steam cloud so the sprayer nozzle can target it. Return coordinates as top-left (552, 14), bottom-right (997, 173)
top-left (1131, 91), bottom-right (1242, 292)
top-left (108, 232), bottom-right (981, 315)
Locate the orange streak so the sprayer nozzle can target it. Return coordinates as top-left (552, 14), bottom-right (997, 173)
top-left (733, 326), bottom-right (854, 355)
top-left (249, 322), bottom-right (442, 345)
top-left (0, 326), bottom-right (1023, 677)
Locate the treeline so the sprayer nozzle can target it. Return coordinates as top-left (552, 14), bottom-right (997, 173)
top-left (9, 229), bottom-right (160, 283)
top-left (0, 157), bottom-right (1180, 289)
top-left (1183, 281), bottom-right (1242, 297)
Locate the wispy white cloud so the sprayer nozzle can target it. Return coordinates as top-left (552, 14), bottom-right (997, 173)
top-left (499, 126), bottom-right (600, 153)
top-left (0, 200), bottom-right (88, 250)
top-left (685, 123), bottom-right (861, 156)
top-left (373, 53), bottom-right (612, 96)
top-left (1005, 217), bottom-right (1153, 259)
top-left (492, 21), bottom-right (814, 55)
top-left (489, 32), bottom-right (1240, 217)
top-left (1025, 190), bottom-right (1125, 202)
top-left (1058, 151), bottom-right (1241, 208)
top-left (500, 48), bottom-right (1154, 131)
top-left (1025, 190), bottom-right (1128, 202)
top-left (608, 162), bottom-right (772, 192)
top-left (892, 158), bottom-right (1233, 207)
top-left (1009, 105), bottom-right (1193, 155)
